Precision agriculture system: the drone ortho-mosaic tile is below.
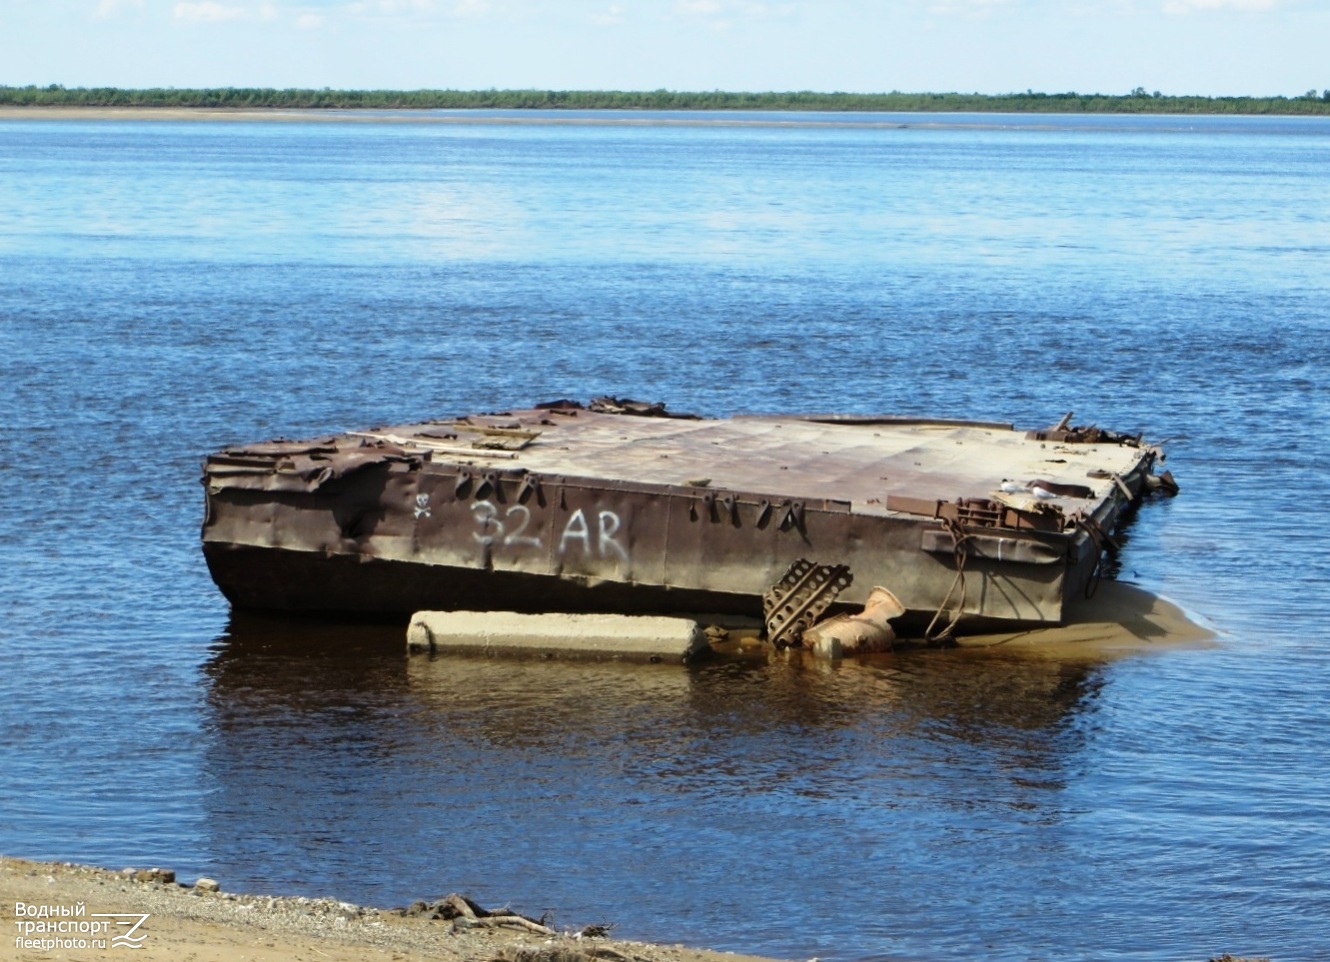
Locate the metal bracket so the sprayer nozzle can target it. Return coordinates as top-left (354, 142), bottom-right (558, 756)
top-left (762, 558), bottom-right (853, 650)
top-left (517, 473), bottom-right (543, 504)
top-left (474, 471), bottom-right (501, 501)
top-left (779, 500), bottom-right (805, 531)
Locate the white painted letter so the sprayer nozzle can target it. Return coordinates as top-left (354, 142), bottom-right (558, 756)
top-left (559, 508), bottom-right (591, 555)
top-left (597, 510), bottom-right (629, 561)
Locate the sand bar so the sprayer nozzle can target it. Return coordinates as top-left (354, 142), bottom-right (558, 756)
top-left (951, 579), bottom-right (1216, 656)
top-left (2, 856), bottom-right (784, 962)
top-left (0, 105), bottom-right (1012, 130)
top-left (0, 106), bottom-right (471, 123)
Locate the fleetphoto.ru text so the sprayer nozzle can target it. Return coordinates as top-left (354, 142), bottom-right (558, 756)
top-left (13, 900), bottom-right (150, 951)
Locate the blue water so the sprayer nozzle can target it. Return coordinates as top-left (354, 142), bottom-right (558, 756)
top-left (1, 111), bottom-right (1327, 962)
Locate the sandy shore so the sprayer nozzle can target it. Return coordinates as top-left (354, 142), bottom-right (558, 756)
top-left (1, 858), bottom-right (1270, 962)
top-left (2, 857), bottom-right (783, 962)
top-left (950, 579), bottom-right (1216, 655)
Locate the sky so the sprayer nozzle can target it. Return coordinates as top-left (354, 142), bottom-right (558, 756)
top-left (0, 0), bottom-right (1325, 98)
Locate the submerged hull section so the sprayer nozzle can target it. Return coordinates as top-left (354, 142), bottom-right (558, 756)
top-left (201, 402), bottom-right (1168, 630)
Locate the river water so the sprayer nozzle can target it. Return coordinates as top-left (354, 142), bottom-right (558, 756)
top-left (1, 110), bottom-right (1327, 962)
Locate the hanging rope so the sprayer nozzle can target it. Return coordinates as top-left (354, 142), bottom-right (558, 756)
top-left (924, 517), bottom-right (973, 644)
top-left (1075, 516), bottom-right (1118, 599)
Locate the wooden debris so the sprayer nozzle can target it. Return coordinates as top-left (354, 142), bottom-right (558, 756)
top-left (400, 891), bottom-right (554, 934)
top-left (495, 945), bottom-right (641, 962)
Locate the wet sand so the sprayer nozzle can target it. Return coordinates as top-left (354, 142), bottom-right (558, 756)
top-left (952, 580), bottom-right (1216, 656)
top-left (718, 580), bottom-right (1215, 662)
top-left (2, 857), bottom-right (784, 962)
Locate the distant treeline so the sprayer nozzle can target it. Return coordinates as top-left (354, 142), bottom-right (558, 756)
top-left (4, 85), bottom-right (1330, 115)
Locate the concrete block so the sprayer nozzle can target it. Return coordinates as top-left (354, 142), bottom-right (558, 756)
top-left (406, 610), bottom-right (710, 664)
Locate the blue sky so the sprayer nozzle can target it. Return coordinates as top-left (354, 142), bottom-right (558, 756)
top-left (0, 0), bottom-right (1325, 97)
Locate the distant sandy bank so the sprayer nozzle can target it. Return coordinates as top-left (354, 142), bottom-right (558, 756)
top-left (0, 106), bottom-right (470, 123)
top-left (0, 105), bottom-right (942, 128)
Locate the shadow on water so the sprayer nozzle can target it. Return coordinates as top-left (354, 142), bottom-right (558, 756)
top-left (197, 608), bottom-right (1112, 941)
top-left (203, 611), bottom-right (1110, 749)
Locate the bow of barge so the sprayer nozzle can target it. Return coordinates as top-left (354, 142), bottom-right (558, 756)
top-left (201, 400), bottom-right (1173, 632)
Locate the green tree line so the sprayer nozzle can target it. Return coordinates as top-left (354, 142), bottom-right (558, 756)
top-left (3, 85), bottom-right (1330, 114)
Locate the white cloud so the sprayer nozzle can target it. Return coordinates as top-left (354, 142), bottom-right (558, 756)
top-left (591, 3), bottom-right (626, 26)
top-left (347, 0), bottom-right (438, 14)
top-left (172, 0), bottom-right (282, 21)
top-left (95, 0), bottom-right (145, 17)
top-left (296, 11), bottom-right (325, 27)
top-left (343, 0), bottom-right (516, 19)
top-left (925, 0), bottom-right (1024, 15)
top-left (174, 1), bottom-right (248, 21)
top-left (1163, 0), bottom-right (1278, 11)
top-left (672, 1), bottom-right (800, 20)
top-left (669, 0), bottom-right (797, 30)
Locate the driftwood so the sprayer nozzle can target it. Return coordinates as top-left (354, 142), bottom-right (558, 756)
top-left (399, 892), bottom-right (635, 952)
top-left (401, 891), bottom-right (555, 935)
top-left (455, 913), bottom-right (557, 936)
top-left (495, 946), bottom-right (640, 962)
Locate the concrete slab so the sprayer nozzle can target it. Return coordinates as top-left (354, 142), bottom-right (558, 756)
top-left (406, 610), bottom-right (710, 663)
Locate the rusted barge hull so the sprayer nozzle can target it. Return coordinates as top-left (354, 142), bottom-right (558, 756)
top-left (201, 400), bottom-right (1172, 631)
